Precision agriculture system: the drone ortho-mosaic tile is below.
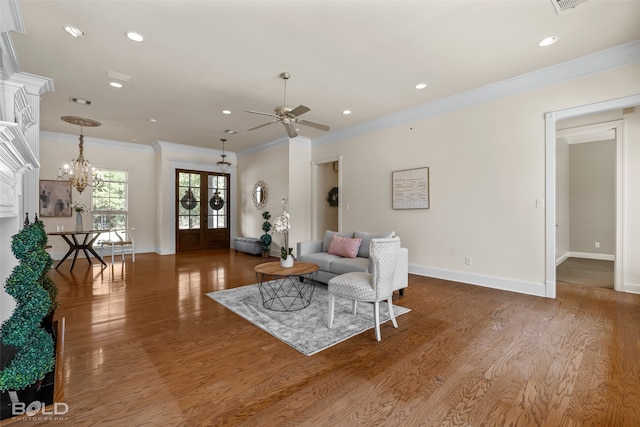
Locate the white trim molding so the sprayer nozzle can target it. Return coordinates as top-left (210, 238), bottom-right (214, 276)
top-left (409, 264), bottom-right (546, 298)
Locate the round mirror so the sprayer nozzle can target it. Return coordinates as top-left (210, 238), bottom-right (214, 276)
top-left (253, 180), bottom-right (268, 210)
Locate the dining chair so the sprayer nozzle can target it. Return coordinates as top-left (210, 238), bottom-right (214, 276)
top-left (100, 228), bottom-right (135, 263)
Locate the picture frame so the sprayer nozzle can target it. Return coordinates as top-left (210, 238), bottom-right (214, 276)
top-left (39, 180), bottom-right (72, 217)
top-left (392, 167), bottom-right (429, 209)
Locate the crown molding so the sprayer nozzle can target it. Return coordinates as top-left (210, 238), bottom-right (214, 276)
top-left (7, 72), bottom-right (54, 95)
top-left (42, 131), bottom-right (154, 153)
top-left (313, 39), bottom-right (640, 146)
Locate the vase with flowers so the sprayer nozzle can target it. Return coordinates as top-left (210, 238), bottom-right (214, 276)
top-left (70, 201), bottom-right (87, 231)
top-left (273, 211), bottom-right (294, 268)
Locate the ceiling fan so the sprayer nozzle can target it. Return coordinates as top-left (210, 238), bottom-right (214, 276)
top-left (245, 72), bottom-right (330, 138)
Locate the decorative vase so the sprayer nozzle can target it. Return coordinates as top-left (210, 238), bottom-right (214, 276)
top-left (76, 212), bottom-right (83, 231)
top-left (280, 254), bottom-right (294, 268)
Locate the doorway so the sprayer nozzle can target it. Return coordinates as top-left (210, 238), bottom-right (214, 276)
top-left (545, 94), bottom-right (640, 298)
top-left (311, 156), bottom-right (342, 239)
top-left (556, 123), bottom-right (617, 289)
top-left (175, 169), bottom-right (230, 252)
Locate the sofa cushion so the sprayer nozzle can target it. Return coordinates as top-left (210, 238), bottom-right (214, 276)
top-left (322, 230), bottom-right (354, 252)
top-left (298, 251), bottom-right (343, 272)
top-left (330, 256), bottom-right (370, 275)
top-left (327, 235), bottom-right (362, 258)
top-left (354, 231), bottom-right (395, 258)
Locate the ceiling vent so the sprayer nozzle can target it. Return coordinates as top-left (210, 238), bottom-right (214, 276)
top-left (70, 97), bottom-right (91, 106)
top-left (552, 0), bottom-right (588, 14)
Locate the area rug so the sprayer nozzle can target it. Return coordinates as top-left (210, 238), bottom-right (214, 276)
top-left (206, 283), bottom-right (410, 356)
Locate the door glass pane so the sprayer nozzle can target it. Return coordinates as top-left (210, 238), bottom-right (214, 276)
top-left (207, 174), bottom-right (227, 230)
top-left (178, 172), bottom-right (201, 230)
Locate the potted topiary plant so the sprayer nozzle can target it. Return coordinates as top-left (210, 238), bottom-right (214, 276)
top-left (259, 211), bottom-right (272, 258)
top-left (0, 217), bottom-right (56, 414)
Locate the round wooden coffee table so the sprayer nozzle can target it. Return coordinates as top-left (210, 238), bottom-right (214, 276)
top-left (254, 261), bottom-right (319, 311)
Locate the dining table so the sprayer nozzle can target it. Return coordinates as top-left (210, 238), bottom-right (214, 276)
top-left (47, 229), bottom-right (108, 271)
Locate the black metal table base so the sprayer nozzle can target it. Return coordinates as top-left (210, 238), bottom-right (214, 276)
top-left (256, 272), bottom-right (317, 312)
top-left (54, 232), bottom-right (107, 271)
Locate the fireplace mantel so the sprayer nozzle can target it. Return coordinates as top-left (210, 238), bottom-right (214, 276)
top-left (0, 120), bottom-right (38, 218)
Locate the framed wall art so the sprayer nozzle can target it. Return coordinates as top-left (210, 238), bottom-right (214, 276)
top-left (39, 180), bottom-right (72, 217)
top-left (392, 167), bottom-right (429, 209)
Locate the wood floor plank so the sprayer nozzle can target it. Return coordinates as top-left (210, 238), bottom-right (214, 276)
top-left (2, 250), bottom-right (639, 426)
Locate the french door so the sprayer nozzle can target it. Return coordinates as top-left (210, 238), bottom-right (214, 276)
top-left (176, 169), bottom-right (230, 252)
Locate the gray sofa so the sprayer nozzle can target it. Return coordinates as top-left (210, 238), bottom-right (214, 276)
top-left (297, 230), bottom-right (408, 294)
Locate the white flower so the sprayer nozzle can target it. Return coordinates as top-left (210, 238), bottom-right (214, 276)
top-left (273, 211), bottom-right (293, 259)
top-left (70, 201), bottom-right (87, 213)
top-left (273, 211), bottom-right (291, 233)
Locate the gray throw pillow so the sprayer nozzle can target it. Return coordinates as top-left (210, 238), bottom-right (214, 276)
top-left (354, 231), bottom-right (395, 258)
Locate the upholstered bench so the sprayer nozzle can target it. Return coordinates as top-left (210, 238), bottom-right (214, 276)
top-left (234, 237), bottom-right (262, 256)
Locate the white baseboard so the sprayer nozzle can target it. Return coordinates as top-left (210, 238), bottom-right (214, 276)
top-left (624, 282), bottom-right (640, 294)
top-left (408, 264), bottom-right (547, 298)
top-left (557, 251), bottom-right (615, 264)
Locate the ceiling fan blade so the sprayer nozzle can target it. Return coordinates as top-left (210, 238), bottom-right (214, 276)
top-left (295, 118), bottom-right (330, 131)
top-left (283, 121), bottom-right (298, 138)
top-left (247, 119), bottom-right (279, 131)
top-left (288, 105), bottom-right (310, 117)
top-left (245, 110), bottom-right (278, 118)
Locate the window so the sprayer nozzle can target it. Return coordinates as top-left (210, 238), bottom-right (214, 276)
top-left (92, 169), bottom-right (128, 230)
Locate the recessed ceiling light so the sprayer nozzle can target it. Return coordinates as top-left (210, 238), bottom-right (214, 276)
top-left (109, 82), bottom-right (123, 88)
top-left (224, 130), bottom-right (237, 134)
top-left (64, 25), bottom-right (85, 38)
top-left (343, 110), bottom-right (352, 115)
top-left (125, 31), bottom-right (145, 42)
top-left (149, 118), bottom-right (157, 123)
top-left (415, 83), bottom-right (427, 90)
top-left (222, 110), bottom-right (231, 115)
top-left (538, 36), bottom-right (559, 47)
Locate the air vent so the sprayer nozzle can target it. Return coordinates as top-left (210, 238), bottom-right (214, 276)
top-left (552, 0), bottom-right (588, 14)
top-left (106, 69), bottom-right (132, 82)
top-left (70, 97), bottom-right (91, 106)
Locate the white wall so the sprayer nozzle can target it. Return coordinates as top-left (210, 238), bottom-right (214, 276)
top-left (306, 62), bottom-right (640, 296)
top-left (153, 140), bottom-right (237, 255)
top-left (623, 108), bottom-right (640, 291)
top-left (236, 137), bottom-right (312, 258)
top-left (39, 132), bottom-right (157, 258)
top-left (237, 140), bottom-right (289, 256)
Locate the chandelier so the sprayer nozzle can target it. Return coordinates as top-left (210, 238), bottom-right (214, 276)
top-left (217, 138), bottom-right (232, 172)
top-left (58, 116), bottom-right (102, 193)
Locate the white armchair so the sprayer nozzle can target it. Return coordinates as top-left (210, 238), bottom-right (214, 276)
top-left (327, 237), bottom-right (402, 341)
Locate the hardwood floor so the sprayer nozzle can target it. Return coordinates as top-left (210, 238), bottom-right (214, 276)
top-left (4, 250), bottom-right (639, 426)
top-left (557, 257), bottom-right (614, 289)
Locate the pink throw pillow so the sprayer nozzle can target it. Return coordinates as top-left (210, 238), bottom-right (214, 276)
top-left (327, 235), bottom-right (363, 259)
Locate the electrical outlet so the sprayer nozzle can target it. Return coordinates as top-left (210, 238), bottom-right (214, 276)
top-left (595, 242), bottom-right (600, 248)
top-left (465, 256), bottom-right (472, 265)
